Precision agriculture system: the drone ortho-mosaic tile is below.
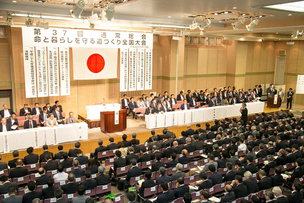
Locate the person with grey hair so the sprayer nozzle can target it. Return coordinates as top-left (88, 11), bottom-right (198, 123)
top-left (95, 166), bottom-right (110, 186)
top-left (31, 199), bottom-right (41, 203)
top-left (66, 112), bottom-right (77, 124)
top-left (272, 186), bottom-right (288, 203)
top-left (46, 113), bottom-right (58, 127)
top-left (243, 171), bottom-right (259, 194)
top-left (257, 170), bottom-right (272, 191)
top-left (54, 189), bottom-right (69, 203)
top-left (156, 167), bottom-right (170, 185)
top-left (24, 115), bottom-right (37, 129)
top-left (265, 191), bottom-right (275, 203)
top-left (170, 163), bottom-right (185, 181)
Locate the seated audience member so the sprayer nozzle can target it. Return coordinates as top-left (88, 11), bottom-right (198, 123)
top-left (220, 185), bottom-right (235, 203)
top-left (54, 145), bottom-right (65, 160)
top-left (127, 191), bottom-right (137, 203)
top-left (112, 150), bottom-right (126, 178)
top-left (24, 115), bottom-right (37, 129)
top-left (20, 104), bottom-right (31, 116)
top-left (251, 195), bottom-right (261, 203)
top-left (53, 106), bottom-right (64, 124)
top-left (107, 137), bottom-right (118, 150)
top-left (208, 164), bottom-right (222, 185)
top-left (7, 114), bottom-right (18, 130)
top-left (32, 103), bottom-right (42, 116)
top-left (152, 152), bottom-right (165, 172)
top-left (53, 165), bottom-right (68, 183)
top-left (60, 152), bottom-right (72, 169)
top-left (231, 175), bottom-right (248, 199)
top-left (0, 175), bottom-right (18, 194)
top-left (36, 168), bottom-right (51, 185)
top-left (166, 152), bottom-right (178, 168)
top-left (0, 104), bottom-right (15, 118)
top-left (156, 167), bottom-right (170, 185)
top-left (170, 163), bottom-right (185, 181)
top-left (120, 134), bottom-right (131, 147)
top-left (0, 118), bottom-right (11, 132)
top-left (202, 154), bottom-right (218, 172)
top-left (139, 146), bottom-right (151, 163)
top-left (44, 103), bottom-right (52, 113)
top-left (271, 166), bottom-right (285, 187)
top-left (181, 100), bottom-right (190, 110)
top-left (68, 141), bottom-right (81, 157)
top-left (76, 149), bottom-right (88, 165)
top-left (245, 155), bottom-right (258, 174)
top-left (197, 171), bottom-right (213, 190)
top-left (22, 181), bottom-right (42, 203)
top-left (272, 186), bottom-right (288, 203)
top-left (285, 158), bottom-right (304, 188)
top-left (81, 170), bottom-right (97, 190)
top-left (42, 177), bottom-right (58, 199)
top-left (8, 150), bottom-right (23, 168)
top-left (94, 140), bottom-right (107, 160)
top-left (178, 149), bottom-right (190, 164)
top-left (95, 166), bottom-right (110, 186)
top-left (54, 188), bottom-right (69, 203)
top-left (257, 170), bottom-right (272, 190)
top-left (0, 155), bottom-right (7, 171)
top-left (139, 170), bottom-right (155, 197)
top-left (128, 97), bottom-right (138, 119)
top-left (264, 191), bottom-right (275, 203)
top-left (24, 147), bottom-right (39, 165)
top-left (288, 182), bottom-right (303, 203)
top-left (61, 173), bottom-right (79, 194)
top-left (39, 107), bottom-right (48, 126)
top-left (243, 171), bottom-right (259, 194)
top-left (124, 159), bottom-right (142, 187)
top-left (145, 105), bottom-right (155, 115)
top-left (263, 155), bottom-right (276, 176)
top-left (46, 113), bottom-right (58, 127)
top-left (69, 160), bottom-right (85, 178)
top-left (66, 112), bottom-right (77, 124)
top-left (223, 162), bottom-right (236, 182)
top-left (174, 177), bottom-right (189, 198)
top-left (86, 157), bottom-right (98, 174)
top-left (200, 190), bottom-right (210, 203)
top-left (154, 181), bottom-right (175, 203)
top-left (218, 150), bottom-right (230, 168)
top-left (72, 184), bottom-right (89, 203)
top-left (9, 159), bottom-right (28, 179)
top-left (44, 154), bottom-right (58, 171)
top-left (2, 186), bottom-right (22, 203)
top-left (126, 146), bottom-right (139, 164)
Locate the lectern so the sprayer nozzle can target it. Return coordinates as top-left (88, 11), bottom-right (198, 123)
top-left (100, 109), bottom-right (127, 133)
top-left (267, 95), bottom-right (280, 108)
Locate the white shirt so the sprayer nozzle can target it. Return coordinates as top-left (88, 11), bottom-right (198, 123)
top-left (167, 101), bottom-right (171, 109)
top-left (35, 108), bottom-right (40, 115)
top-left (171, 99), bottom-right (176, 105)
top-left (53, 172), bottom-right (68, 182)
top-left (11, 119), bottom-right (15, 125)
top-left (2, 124), bottom-right (7, 132)
top-left (25, 108), bottom-right (28, 113)
top-left (124, 99), bottom-right (128, 106)
top-left (238, 143), bottom-right (247, 152)
top-left (184, 104), bottom-right (188, 110)
top-left (4, 110), bottom-right (10, 118)
top-left (193, 99), bottom-right (196, 106)
top-left (180, 95), bottom-right (184, 100)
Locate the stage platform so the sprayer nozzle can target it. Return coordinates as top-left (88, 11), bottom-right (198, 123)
top-left (0, 102), bottom-right (300, 163)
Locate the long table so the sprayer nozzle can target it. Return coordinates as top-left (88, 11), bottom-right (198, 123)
top-left (145, 102), bottom-right (264, 129)
top-left (0, 122), bottom-right (88, 153)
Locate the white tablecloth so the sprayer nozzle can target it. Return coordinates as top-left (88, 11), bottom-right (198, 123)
top-left (0, 123), bottom-right (88, 153)
top-left (145, 102), bottom-right (264, 129)
top-left (86, 104), bottom-right (121, 120)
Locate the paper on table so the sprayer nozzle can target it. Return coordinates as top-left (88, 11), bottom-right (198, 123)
top-left (189, 185), bottom-right (199, 190)
top-left (209, 196), bottom-right (221, 202)
top-left (137, 179), bottom-right (145, 185)
top-left (197, 166), bottom-right (203, 171)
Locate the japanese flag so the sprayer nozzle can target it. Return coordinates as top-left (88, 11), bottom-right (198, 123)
top-left (72, 47), bottom-right (118, 80)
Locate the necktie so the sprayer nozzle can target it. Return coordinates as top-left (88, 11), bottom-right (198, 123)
top-left (57, 112), bottom-right (60, 119)
top-left (44, 114), bottom-right (46, 122)
top-left (29, 121), bottom-right (32, 128)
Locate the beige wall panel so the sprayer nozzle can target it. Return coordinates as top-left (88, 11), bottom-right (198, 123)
top-left (0, 41), bottom-right (11, 85)
top-left (235, 42), bottom-right (247, 75)
top-left (217, 49), bottom-right (227, 74)
top-left (225, 41), bottom-right (237, 74)
top-left (266, 42), bottom-right (275, 72)
top-left (184, 47), bottom-right (198, 75)
top-left (246, 42), bottom-right (254, 73)
top-left (197, 47), bottom-right (208, 74)
top-left (296, 42), bottom-right (304, 73)
top-left (251, 43), bottom-right (262, 72)
top-left (207, 48), bottom-right (218, 74)
top-left (287, 44), bottom-right (299, 74)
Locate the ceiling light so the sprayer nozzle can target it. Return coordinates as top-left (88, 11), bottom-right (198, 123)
top-left (259, 15), bottom-right (263, 18)
top-left (233, 7), bottom-right (237, 9)
top-left (294, 30), bottom-right (303, 38)
top-left (214, 13), bottom-right (218, 15)
top-left (168, 16), bottom-right (171, 18)
top-left (6, 15), bottom-right (13, 26)
top-left (105, 3), bottom-right (115, 21)
top-left (70, 0), bottom-right (85, 18)
top-left (242, 13), bottom-right (246, 16)
top-left (0, 16), bottom-right (3, 19)
top-left (240, 38), bottom-right (245, 41)
top-left (288, 13), bottom-right (292, 16)
top-left (265, 1), bottom-right (304, 12)
top-left (246, 19), bottom-right (259, 31)
top-left (231, 17), bottom-right (245, 30)
top-left (149, 24), bottom-right (189, 29)
top-left (12, 0), bottom-right (17, 3)
top-left (224, 11), bottom-right (229, 14)
top-left (12, 13), bottom-right (82, 21)
top-left (36, 19), bottom-right (49, 29)
top-left (199, 19), bottom-right (211, 30)
top-left (25, 17), bottom-right (33, 27)
top-left (200, 30), bottom-right (205, 36)
top-left (189, 19), bottom-right (198, 30)
top-left (87, 13), bottom-right (99, 23)
top-left (89, 23), bottom-right (95, 30)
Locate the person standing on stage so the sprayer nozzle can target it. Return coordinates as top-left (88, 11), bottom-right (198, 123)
top-left (286, 88), bottom-right (294, 109)
top-left (240, 103), bottom-right (248, 126)
top-left (278, 88), bottom-right (284, 107)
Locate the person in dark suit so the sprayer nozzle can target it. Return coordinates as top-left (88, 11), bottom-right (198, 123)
top-left (42, 178), bottom-right (58, 199)
top-left (0, 176), bottom-right (18, 194)
top-left (198, 172), bottom-right (213, 190)
top-left (68, 142), bottom-right (81, 158)
top-left (94, 140), bottom-right (107, 160)
top-left (23, 115), bottom-right (38, 129)
top-left (9, 159), bottom-right (28, 179)
top-left (75, 149), bottom-right (88, 165)
top-left (275, 149), bottom-right (287, 166)
top-left (60, 152), bottom-right (72, 169)
top-left (231, 175), bottom-right (248, 199)
top-left (121, 94), bottom-right (129, 110)
top-left (208, 96), bottom-right (216, 107)
top-left (264, 191), bottom-right (276, 203)
top-left (240, 103), bottom-right (248, 126)
top-left (0, 118), bottom-right (11, 132)
top-left (189, 96), bottom-right (198, 108)
top-left (80, 170), bottom-right (97, 190)
top-left (177, 91), bottom-right (185, 101)
top-left (152, 152), bottom-right (165, 172)
top-left (223, 162), bottom-right (236, 182)
top-left (124, 159), bottom-right (142, 187)
top-left (139, 147), bottom-right (151, 163)
top-left (54, 145), bottom-right (65, 160)
top-left (0, 155), bottom-right (7, 171)
top-left (170, 94), bottom-right (177, 107)
top-left (39, 107), bottom-right (48, 126)
top-left (61, 173), bottom-right (79, 194)
top-left (272, 186), bottom-right (289, 203)
top-left (0, 104), bottom-right (15, 118)
top-left (258, 170), bottom-right (272, 191)
top-left (145, 106), bottom-right (155, 115)
top-left (154, 181), bottom-right (175, 203)
top-left (271, 166), bottom-right (285, 187)
top-left (36, 168), bottom-right (52, 185)
top-left (24, 147), bottom-right (38, 165)
top-left (276, 136), bottom-right (287, 152)
top-left (218, 150), bottom-right (229, 169)
top-left (126, 147), bottom-right (139, 165)
top-left (220, 185), bottom-right (235, 203)
top-left (39, 145), bottom-right (54, 163)
top-left (170, 163), bottom-right (185, 182)
top-left (43, 103), bottom-right (52, 114)
top-left (181, 100), bottom-right (190, 110)
top-left (2, 186), bottom-right (22, 203)
top-left (208, 165), bottom-right (222, 186)
top-left (166, 153), bottom-right (178, 168)
top-left (243, 171), bottom-right (259, 194)
top-left (173, 177), bottom-right (189, 198)
top-left (52, 100), bottom-right (63, 112)
top-left (287, 182), bottom-right (303, 203)
top-left (54, 188), bottom-right (70, 203)
top-left (95, 166), bottom-right (110, 186)
top-left (69, 160), bottom-right (85, 178)
top-left (263, 155), bottom-right (276, 176)
top-left (112, 151), bottom-right (126, 178)
top-left (245, 155), bottom-right (258, 174)
top-left (266, 141), bottom-right (276, 155)
top-left (31, 103), bottom-right (42, 116)
top-left (7, 152), bottom-right (21, 171)
top-left (107, 137), bottom-right (118, 150)
top-left (286, 158), bottom-right (304, 188)
top-left (20, 104), bottom-right (31, 116)
top-left (6, 114), bottom-right (18, 130)
top-left (22, 181), bottom-right (42, 203)
top-left (156, 167), bottom-right (170, 185)
top-left (178, 149), bottom-right (190, 165)
top-left (128, 97), bottom-right (138, 119)
top-left (44, 154), bottom-right (58, 171)
top-left (52, 106), bottom-right (64, 124)
top-left (286, 88), bottom-right (294, 109)
top-left (139, 170), bottom-right (156, 197)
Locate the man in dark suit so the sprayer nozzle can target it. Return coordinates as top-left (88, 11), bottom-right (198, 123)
top-left (69, 160), bottom-right (85, 178)
top-left (174, 177), bottom-right (189, 198)
top-left (0, 118), bottom-right (11, 132)
top-left (23, 115), bottom-right (38, 129)
top-left (156, 167), bottom-right (170, 185)
top-left (145, 106), bottom-right (155, 115)
top-left (240, 103), bottom-right (248, 126)
top-left (44, 154), bottom-right (58, 171)
top-left (263, 155), bottom-right (276, 176)
top-left (121, 94), bottom-right (129, 110)
top-left (220, 185), bottom-right (235, 203)
top-left (245, 155), bottom-right (258, 174)
top-left (256, 143), bottom-right (267, 158)
top-left (208, 165), bottom-right (222, 186)
top-left (124, 159), bottom-right (142, 187)
top-left (52, 106), bottom-right (64, 124)
top-left (2, 186), bottom-right (22, 203)
top-left (9, 159), bottom-right (28, 179)
top-left (22, 181), bottom-right (42, 203)
top-left (0, 176), bottom-right (18, 194)
top-left (54, 188), bottom-right (70, 203)
top-left (154, 181), bottom-right (175, 203)
top-left (152, 152), bottom-right (165, 172)
top-left (189, 96), bottom-right (198, 108)
top-left (24, 147), bottom-right (38, 165)
top-left (177, 91), bottom-right (185, 101)
top-left (68, 142), bottom-right (81, 158)
top-left (166, 153), bottom-right (178, 168)
top-left (44, 103), bottom-right (52, 114)
top-left (287, 182), bottom-right (303, 203)
top-left (52, 100), bottom-right (63, 112)
top-left (80, 170), bottom-right (97, 190)
top-left (286, 158), bottom-right (304, 188)
top-left (258, 170), bottom-right (272, 190)
top-left (170, 94), bottom-right (177, 107)
top-left (6, 114), bottom-right (18, 130)
top-left (223, 162), bottom-right (236, 182)
top-left (32, 103), bottom-right (42, 115)
top-left (243, 171), bottom-right (259, 194)
top-left (218, 150), bottom-right (229, 168)
top-left (0, 155), bottom-right (7, 171)
top-left (0, 104), bottom-right (15, 118)
top-left (61, 173), bottom-right (79, 194)
top-left (112, 151), bottom-right (126, 178)
top-left (75, 150), bottom-right (88, 165)
top-left (40, 145), bottom-right (54, 163)
top-left (181, 100), bottom-right (190, 110)
top-left (139, 170), bottom-right (155, 197)
top-left (107, 137), bottom-right (118, 150)
top-left (94, 140), bottom-right (107, 160)
top-left (42, 178), bottom-right (58, 199)
top-left (231, 175), bottom-right (248, 199)
top-left (39, 107), bottom-right (48, 126)
top-left (54, 145), bottom-right (65, 160)
top-left (36, 168), bottom-right (52, 185)
top-left (128, 97), bottom-right (138, 119)
top-left (60, 153), bottom-right (72, 169)
top-left (95, 166), bottom-right (110, 186)
top-left (267, 141), bottom-right (276, 155)
top-left (276, 136), bottom-right (286, 152)
top-left (272, 186), bottom-right (289, 203)
top-left (20, 104), bottom-right (31, 116)
top-left (271, 166), bottom-right (285, 187)
top-left (193, 134), bottom-right (204, 150)
top-left (126, 147), bottom-right (139, 165)
top-left (139, 147), bottom-right (151, 163)
top-left (209, 96), bottom-right (217, 107)
top-left (198, 172), bottom-right (213, 190)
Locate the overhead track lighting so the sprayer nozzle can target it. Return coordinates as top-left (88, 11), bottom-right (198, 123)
top-left (70, 0), bottom-right (85, 18)
top-left (36, 18), bottom-right (49, 29)
top-left (6, 15), bottom-right (13, 26)
top-left (199, 19), bottom-right (211, 30)
top-left (246, 19), bottom-right (259, 31)
top-left (293, 30), bottom-right (303, 39)
top-left (25, 16), bottom-right (33, 27)
top-left (231, 17), bottom-right (245, 30)
top-left (105, 3), bottom-right (115, 21)
top-left (189, 19), bottom-right (198, 30)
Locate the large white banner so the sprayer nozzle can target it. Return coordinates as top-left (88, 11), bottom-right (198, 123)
top-left (129, 49), bottom-right (137, 91)
top-left (120, 48), bottom-right (128, 92)
top-left (23, 47), bottom-right (37, 98)
top-left (137, 49), bottom-right (145, 90)
top-left (22, 27), bottom-right (153, 49)
top-left (296, 75), bottom-right (304, 94)
top-left (59, 47), bottom-right (70, 96)
top-left (145, 49), bottom-right (153, 90)
top-left (48, 47), bottom-right (59, 96)
top-left (35, 47), bottom-right (48, 97)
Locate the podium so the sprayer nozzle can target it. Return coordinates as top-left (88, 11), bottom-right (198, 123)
top-left (100, 109), bottom-right (127, 133)
top-left (267, 95), bottom-right (280, 108)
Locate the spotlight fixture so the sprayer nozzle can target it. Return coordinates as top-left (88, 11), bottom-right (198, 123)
top-left (189, 19), bottom-right (198, 30)
top-left (231, 17), bottom-right (245, 30)
top-left (87, 13), bottom-right (99, 24)
top-left (200, 30), bottom-right (205, 36)
top-left (6, 15), bottom-right (13, 26)
top-left (25, 17), bottom-right (33, 27)
top-left (70, 0), bottom-right (85, 18)
top-left (36, 19), bottom-right (49, 29)
top-left (199, 19), bottom-right (211, 30)
top-left (89, 23), bottom-right (95, 30)
top-left (246, 19), bottom-right (259, 31)
top-left (105, 3), bottom-right (115, 21)
top-left (293, 30), bottom-right (303, 39)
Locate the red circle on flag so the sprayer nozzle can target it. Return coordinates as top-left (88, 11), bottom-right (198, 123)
top-left (87, 53), bottom-right (105, 73)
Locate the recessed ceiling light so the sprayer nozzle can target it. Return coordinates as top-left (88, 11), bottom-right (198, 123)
top-left (240, 38), bottom-right (245, 41)
top-left (0, 16), bottom-right (3, 18)
top-left (276, 32), bottom-right (279, 34)
top-left (242, 13), bottom-right (246, 16)
top-left (233, 7), bottom-right (237, 9)
top-left (288, 13), bottom-right (292, 16)
top-left (224, 11), bottom-right (229, 14)
top-left (12, 0), bottom-right (17, 2)
top-left (265, 1), bottom-right (304, 12)
top-left (259, 15), bottom-right (263, 18)
top-left (214, 13), bottom-right (218, 15)
top-left (168, 16), bottom-right (171, 18)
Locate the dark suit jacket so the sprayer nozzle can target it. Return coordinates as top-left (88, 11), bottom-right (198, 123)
top-left (264, 161), bottom-right (276, 176)
top-left (275, 156), bottom-right (287, 166)
top-left (2, 194), bottom-right (23, 203)
top-left (287, 167), bottom-right (303, 183)
top-left (39, 113), bottom-right (48, 124)
top-left (199, 179), bottom-right (213, 190)
top-left (271, 174), bottom-right (285, 187)
top-left (81, 179), bottom-right (97, 190)
top-left (0, 161), bottom-right (8, 171)
top-left (68, 148), bottom-right (78, 157)
top-left (0, 123), bottom-right (11, 132)
top-left (185, 129), bottom-right (195, 136)
top-left (0, 109), bottom-right (14, 118)
top-left (223, 170), bottom-right (236, 182)
top-left (233, 184), bottom-right (248, 199)
top-left (180, 104), bottom-right (190, 110)
top-left (32, 107), bottom-right (42, 115)
top-left (217, 158), bottom-right (229, 169)
top-left (107, 143), bottom-right (118, 150)
top-left (154, 190), bottom-right (175, 203)
top-left (166, 160), bottom-right (178, 168)
top-left (40, 151), bottom-right (54, 163)
top-left (145, 107), bottom-right (155, 115)
top-left (44, 160), bottom-right (58, 171)
top-left (54, 151), bottom-right (65, 160)
top-left (267, 147), bottom-right (276, 155)
top-left (114, 157), bottom-right (126, 172)
top-left (94, 146), bottom-right (107, 159)
top-left (178, 156), bottom-right (189, 165)
top-left (139, 179), bottom-right (155, 196)
top-left (20, 108), bottom-right (31, 116)
top-left (6, 118), bottom-right (18, 127)
top-left (60, 159), bottom-right (72, 169)
top-left (61, 182), bottom-right (79, 194)
top-left (56, 198), bottom-right (70, 203)
top-left (245, 163), bottom-right (258, 174)
top-left (121, 98), bottom-right (129, 109)
top-left (126, 166), bottom-right (142, 182)
top-left (76, 155), bottom-right (89, 165)
top-left (22, 191), bottom-right (42, 203)
top-left (0, 182), bottom-right (18, 194)
top-left (275, 196), bottom-right (289, 203)
top-left (139, 153), bottom-right (152, 162)
top-left (128, 102), bottom-right (138, 112)
top-left (42, 186), bottom-right (58, 199)
top-left (52, 105), bottom-right (63, 112)
top-left (276, 141), bottom-right (287, 152)
top-left (256, 150), bottom-right (267, 158)
top-left (9, 166), bottom-right (28, 179)
top-left (176, 94), bottom-right (184, 101)
top-left (288, 191), bottom-right (303, 203)
top-left (69, 168), bottom-right (85, 178)
top-left (209, 172), bottom-right (222, 186)
top-left (36, 174), bottom-right (52, 185)
top-left (243, 178), bottom-right (259, 194)
top-left (126, 153), bottom-right (139, 165)
top-left (258, 176), bottom-right (272, 190)
top-left (52, 110), bottom-right (64, 121)
top-left (193, 141), bottom-right (204, 150)
top-left (23, 120), bottom-right (37, 129)
top-left (174, 185), bottom-right (189, 198)
top-left (152, 161), bottom-right (165, 172)
top-left (95, 174), bottom-right (111, 186)
top-left (220, 192), bottom-right (235, 203)
top-left (156, 175), bottom-right (170, 185)
top-left (24, 153), bottom-right (39, 165)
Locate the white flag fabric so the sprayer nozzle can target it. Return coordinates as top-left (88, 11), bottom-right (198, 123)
top-left (72, 47), bottom-right (118, 80)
